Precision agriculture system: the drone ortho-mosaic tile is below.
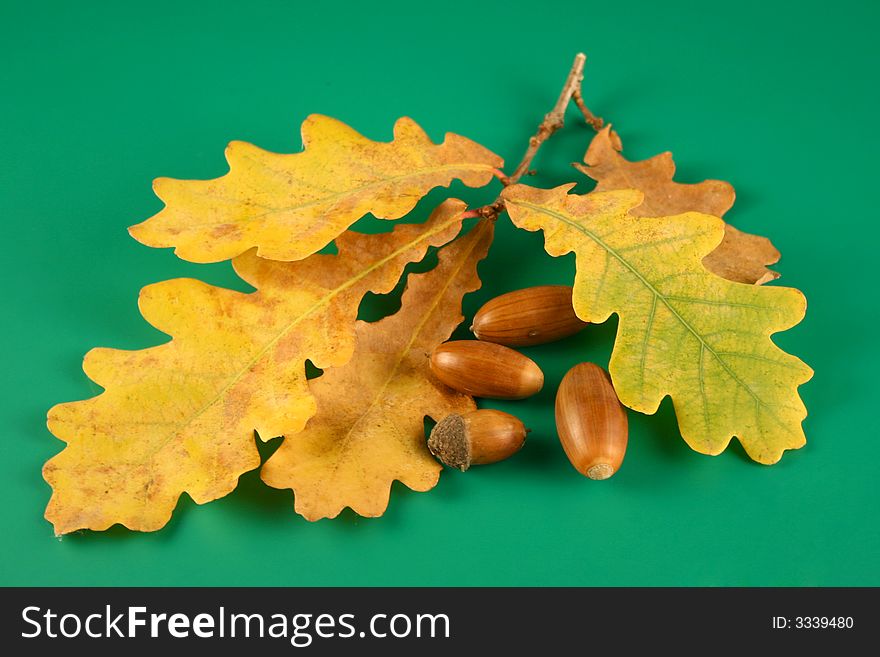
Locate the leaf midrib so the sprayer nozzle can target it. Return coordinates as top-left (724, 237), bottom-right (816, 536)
top-left (318, 222), bottom-right (489, 498)
top-left (181, 163), bottom-right (497, 225)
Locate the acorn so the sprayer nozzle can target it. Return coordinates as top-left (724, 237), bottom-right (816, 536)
top-left (471, 285), bottom-right (587, 347)
top-left (555, 362), bottom-right (628, 480)
top-left (429, 340), bottom-right (544, 399)
top-left (428, 409), bottom-right (528, 471)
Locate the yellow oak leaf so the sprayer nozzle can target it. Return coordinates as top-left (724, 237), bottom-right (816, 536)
top-left (43, 201), bottom-right (469, 534)
top-left (261, 220), bottom-right (494, 520)
top-left (574, 126), bottom-right (780, 285)
top-left (502, 184), bottom-right (813, 464)
top-left (129, 115), bottom-right (503, 263)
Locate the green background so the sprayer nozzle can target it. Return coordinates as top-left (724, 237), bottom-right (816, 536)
top-left (2, 0), bottom-right (878, 586)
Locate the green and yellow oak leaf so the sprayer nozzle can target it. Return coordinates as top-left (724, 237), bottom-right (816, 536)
top-left (261, 220), bottom-right (494, 520)
top-left (43, 201), bottom-right (469, 534)
top-left (575, 126), bottom-right (780, 285)
top-left (129, 115), bottom-right (503, 263)
top-left (502, 184), bottom-right (812, 464)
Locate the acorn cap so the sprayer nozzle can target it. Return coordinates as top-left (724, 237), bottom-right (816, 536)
top-left (427, 414), bottom-right (471, 471)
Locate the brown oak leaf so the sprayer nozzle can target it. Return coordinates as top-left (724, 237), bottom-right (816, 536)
top-left (574, 126), bottom-right (780, 285)
top-left (261, 220), bottom-right (494, 520)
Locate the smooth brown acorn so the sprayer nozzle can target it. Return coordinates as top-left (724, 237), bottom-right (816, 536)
top-left (428, 409), bottom-right (527, 471)
top-left (555, 362), bottom-right (628, 480)
top-left (429, 340), bottom-right (544, 400)
top-left (471, 285), bottom-right (588, 347)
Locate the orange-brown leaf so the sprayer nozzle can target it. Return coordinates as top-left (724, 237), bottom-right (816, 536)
top-left (574, 126), bottom-right (780, 285)
top-left (129, 115), bottom-right (502, 263)
top-left (261, 221), bottom-right (494, 521)
top-left (43, 201), bottom-right (468, 534)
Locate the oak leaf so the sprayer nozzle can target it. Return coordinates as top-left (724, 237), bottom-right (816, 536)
top-left (574, 126), bottom-right (780, 285)
top-left (261, 220), bottom-right (494, 520)
top-left (43, 201), bottom-right (468, 534)
top-left (129, 115), bottom-right (503, 263)
top-left (502, 184), bottom-right (812, 464)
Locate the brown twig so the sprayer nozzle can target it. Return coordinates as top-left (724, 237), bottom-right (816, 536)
top-left (505, 53), bottom-right (585, 186)
top-left (462, 200), bottom-right (505, 221)
top-left (572, 87), bottom-right (604, 131)
top-left (469, 53), bottom-right (604, 221)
